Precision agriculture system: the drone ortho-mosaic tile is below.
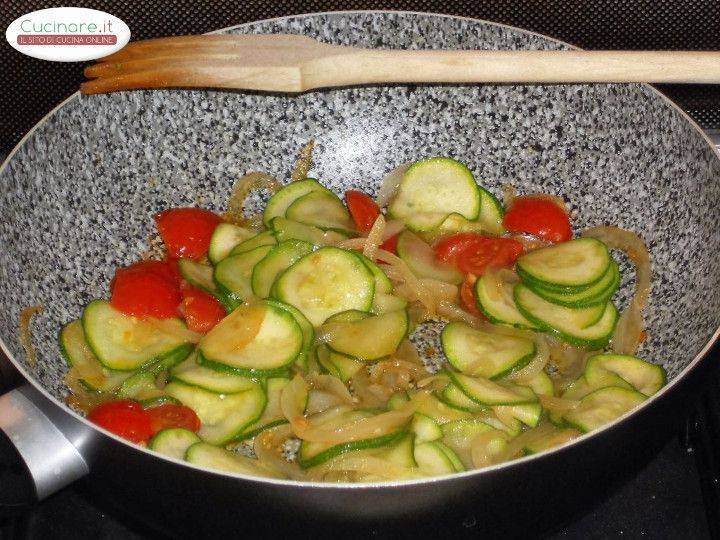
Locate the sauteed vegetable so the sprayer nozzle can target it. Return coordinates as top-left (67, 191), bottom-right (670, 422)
top-left (58, 149), bottom-right (664, 482)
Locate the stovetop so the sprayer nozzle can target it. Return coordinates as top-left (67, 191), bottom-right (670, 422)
top-left (1, 101), bottom-right (719, 540)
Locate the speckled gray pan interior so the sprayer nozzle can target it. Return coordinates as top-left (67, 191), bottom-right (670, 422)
top-left (0, 12), bottom-right (719, 404)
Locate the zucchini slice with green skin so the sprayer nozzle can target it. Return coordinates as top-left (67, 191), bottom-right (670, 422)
top-left (251, 239), bottom-right (314, 299)
top-left (198, 301), bottom-right (303, 376)
top-left (177, 258), bottom-right (218, 294)
top-left (59, 319), bottom-right (132, 391)
top-left (476, 187), bottom-right (506, 235)
top-left (356, 254), bottom-right (393, 294)
top-left (208, 223), bottom-right (254, 263)
top-left (274, 247), bottom-right (375, 325)
top-left (272, 217), bottom-right (348, 246)
top-left (411, 413), bottom-right (443, 443)
top-left (474, 271), bottom-right (538, 329)
top-left (233, 377), bottom-right (291, 442)
top-left (262, 179), bottom-right (331, 227)
top-left (482, 414), bottom-right (522, 437)
top-left (585, 354), bottom-right (666, 396)
top-left (230, 230), bottom-right (277, 256)
top-left (165, 380), bottom-right (266, 445)
top-left (82, 300), bottom-right (195, 371)
top-left (441, 321), bottom-right (536, 379)
top-left (379, 432), bottom-right (417, 469)
top-left (527, 260), bottom-right (620, 308)
top-left (265, 299), bottom-right (315, 370)
top-left (316, 344), bottom-right (364, 382)
top-left (389, 157), bottom-right (481, 231)
top-left (139, 395), bottom-right (180, 408)
top-left (171, 352), bottom-right (259, 393)
top-left (516, 238), bottom-right (611, 290)
top-left (214, 245), bottom-right (273, 307)
top-left (514, 284), bottom-right (618, 349)
top-left (446, 370), bottom-right (538, 406)
top-left (371, 293), bottom-right (408, 315)
top-left (116, 343), bottom-right (193, 398)
top-left (441, 418), bottom-right (496, 467)
top-left (523, 427), bottom-right (581, 455)
top-left (184, 442), bottom-right (277, 477)
top-left (325, 310), bottom-right (370, 323)
top-left (523, 371), bottom-right (555, 396)
top-left (437, 383), bottom-right (487, 413)
top-left (322, 309), bottom-right (408, 361)
top-left (396, 230), bottom-right (463, 284)
top-left (387, 391), bottom-right (410, 410)
top-left (414, 441), bottom-right (464, 475)
top-left (492, 403), bottom-right (543, 428)
top-left (415, 392), bottom-right (473, 424)
top-left (149, 428), bottom-right (201, 460)
top-left (285, 190), bottom-right (354, 232)
top-left (564, 386), bottom-right (646, 433)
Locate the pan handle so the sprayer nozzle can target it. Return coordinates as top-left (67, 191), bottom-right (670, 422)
top-left (0, 385), bottom-right (91, 517)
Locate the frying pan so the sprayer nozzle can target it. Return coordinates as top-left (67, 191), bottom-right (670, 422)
top-left (1, 11), bottom-right (719, 536)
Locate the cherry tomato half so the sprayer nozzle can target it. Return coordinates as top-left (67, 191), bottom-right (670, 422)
top-left (345, 190), bottom-right (381, 233)
top-left (503, 196), bottom-right (572, 243)
top-left (110, 260), bottom-right (182, 319)
top-left (433, 233), bottom-right (524, 275)
top-left (146, 403), bottom-right (201, 434)
top-left (88, 400), bottom-right (153, 443)
top-left (155, 207), bottom-right (223, 259)
top-left (460, 274), bottom-right (485, 318)
top-left (181, 285), bottom-right (226, 333)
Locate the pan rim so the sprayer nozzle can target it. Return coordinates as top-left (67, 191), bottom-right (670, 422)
top-left (1, 9), bottom-right (718, 490)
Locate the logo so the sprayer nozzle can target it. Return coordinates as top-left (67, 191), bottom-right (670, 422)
top-left (6, 7), bottom-right (130, 62)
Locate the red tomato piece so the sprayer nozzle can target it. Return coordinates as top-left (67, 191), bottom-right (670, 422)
top-left (88, 400), bottom-right (153, 443)
top-left (433, 233), bottom-right (524, 275)
top-left (503, 196), bottom-right (572, 243)
top-left (345, 190), bottom-right (381, 233)
top-left (110, 260), bottom-right (182, 319)
top-left (146, 403), bottom-right (201, 434)
top-left (181, 285), bottom-right (226, 333)
top-left (460, 274), bottom-right (485, 318)
top-left (155, 207), bottom-right (223, 259)
top-left (379, 233), bottom-right (399, 254)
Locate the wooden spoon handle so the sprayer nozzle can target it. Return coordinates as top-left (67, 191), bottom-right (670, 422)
top-left (303, 50), bottom-right (720, 89)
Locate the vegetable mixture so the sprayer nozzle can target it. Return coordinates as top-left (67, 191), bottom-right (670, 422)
top-left (59, 149), bottom-right (664, 482)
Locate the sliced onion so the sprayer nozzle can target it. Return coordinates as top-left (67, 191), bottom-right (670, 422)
top-left (280, 374), bottom-right (309, 432)
top-left (18, 305), bottom-right (43, 369)
top-left (376, 163), bottom-right (412, 208)
top-left (253, 426), bottom-right (306, 481)
top-left (335, 237), bottom-right (366, 250)
top-left (470, 430), bottom-right (509, 469)
top-left (363, 214), bottom-right (385, 261)
top-left (309, 374), bottom-right (354, 404)
top-left (382, 219), bottom-right (406, 240)
top-left (508, 333), bottom-right (551, 383)
top-left (377, 249), bottom-right (436, 314)
top-left (290, 140), bottom-right (315, 183)
top-left (437, 300), bottom-right (484, 328)
top-left (307, 451), bottom-right (418, 482)
top-left (224, 172), bottom-right (281, 225)
top-left (583, 226), bottom-right (651, 355)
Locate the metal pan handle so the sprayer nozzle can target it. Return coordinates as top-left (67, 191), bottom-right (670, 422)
top-left (0, 385), bottom-right (91, 517)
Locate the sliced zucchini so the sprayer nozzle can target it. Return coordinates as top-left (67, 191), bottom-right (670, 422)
top-left (371, 293), bottom-right (408, 315)
top-left (233, 377), bottom-right (291, 441)
top-left (322, 309), bottom-right (408, 361)
top-left (414, 441), bottom-right (464, 475)
top-left (251, 239), bottom-right (314, 298)
top-left (523, 371), bottom-right (555, 396)
top-left (265, 299), bottom-right (315, 370)
top-left (482, 414), bottom-right (522, 437)
top-left (492, 402), bottom-right (543, 428)
top-left (527, 260), bottom-right (620, 308)
top-left (325, 310), bottom-right (370, 323)
top-left (59, 319), bottom-right (131, 392)
top-left (476, 186), bottom-right (505, 235)
top-left (474, 271), bottom-right (537, 329)
top-left (564, 386), bottom-right (646, 433)
top-left (516, 238), bottom-right (611, 290)
top-left (184, 442), bottom-right (277, 477)
top-left (411, 413), bottom-right (443, 443)
top-left (389, 157), bottom-right (481, 231)
top-left (379, 432), bottom-right (417, 469)
top-left (263, 179), bottom-right (331, 227)
top-left (523, 427), bottom-right (581, 455)
top-left (414, 391), bottom-right (473, 424)
top-left (117, 371), bottom-right (163, 400)
top-left (387, 391), bottom-right (410, 410)
top-left (585, 354), bottom-right (666, 396)
top-left (139, 395), bottom-right (180, 408)
top-left (272, 217), bottom-right (347, 246)
top-left (437, 383), bottom-right (486, 413)
top-left (445, 370), bottom-right (538, 406)
top-left (285, 190), bottom-right (354, 232)
top-left (441, 322), bottom-right (536, 379)
top-left (515, 284), bottom-right (618, 349)
top-left (356, 254), bottom-right (393, 294)
top-left (214, 245), bottom-right (273, 307)
top-left (441, 418), bottom-right (496, 467)
top-left (178, 258), bottom-right (218, 295)
top-left (316, 345), bottom-right (365, 382)
top-left (199, 301), bottom-right (302, 376)
top-left (149, 428), bottom-right (201, 460)
top-left (208, 223), bottom-right (254, 263)
top-left (230, 230), bottom-right (277, 255)
top-left (171, 352), bottom-right (258, 393)
top-left (274, 247), bottom-right (375, 325)
top-left (396, 230), bottom-right (463, 284)
top-left (82, 300), bottom-right (194, 371)
top-left (165, 380), bottom-right (266, 445)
